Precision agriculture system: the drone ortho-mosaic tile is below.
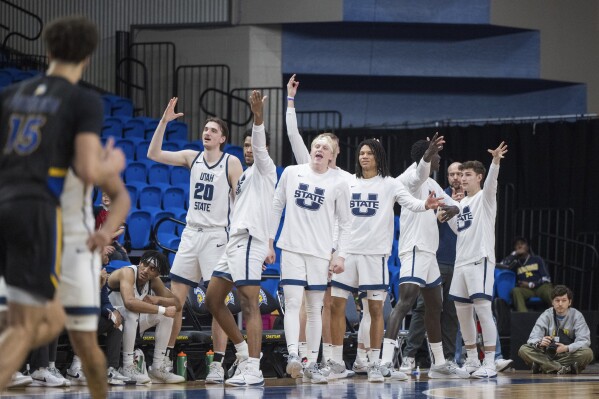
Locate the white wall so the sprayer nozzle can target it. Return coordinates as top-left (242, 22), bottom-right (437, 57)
top-left (491, 0), bottom-right (599, 113)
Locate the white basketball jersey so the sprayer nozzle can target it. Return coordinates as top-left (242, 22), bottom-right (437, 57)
top-left (186, 152), bottom-right (232, 228)
top-left (270, 164), bottom-right (351, 260)
top-left (60, 168), bottom-right (94, 241)
top-left (347, 175), bottom-right (426, 255)
top-left (450, 163), bottom-right (499, 267)
top-left (396, 161), bottom-right (456, 255)
top-left (108, 265), bottom-right (151, 307)
top-left (231, 124), bottom-right (277, 243)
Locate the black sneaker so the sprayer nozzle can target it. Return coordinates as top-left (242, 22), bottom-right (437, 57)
top-left (570, 362), bottom-right (579, 375)
top-left (531, 362), bottom-right (542, 374)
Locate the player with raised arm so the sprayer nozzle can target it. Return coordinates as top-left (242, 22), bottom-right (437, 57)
top-left (329, 139), bottom-right (444, 382)
top-left (286, 74), bottom-right (353, 375)
top-left (445, 142), bottom-right (508, 378)
top-left (0, 16), bottom-right (126, 392)
top-left (379, 135), bottom-right (468, 379)
top-left (269, 134), bottom-right (351, 384)
top-left (147, 98), bottom-right (243, 383)
top-left (205, 91), bottom-right (277, 386)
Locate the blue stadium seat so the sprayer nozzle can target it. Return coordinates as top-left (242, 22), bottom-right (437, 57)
top-left (170, 166), bottom-right (190, 186)
top-left (123, 118), bottom-right (147, 139)
top-left (101, 116), bottom-right (128, 139)
top-left (163, 186), bottom-right (186, 211)
top-left (0, 70), bottom-right (14, 87)
top-left (162, 142), bottom-right (180, 152)
top-left (224, 144), bottom-right (244, 164)
top-left (126, 210), bottom-right (152, 249)
top-left (105, 260), bottom-right (131, 273)
top-left (124, 161), bottom-right (148, 184)
top-left (103, 94), bottom-right (134, 117)
top-left (183, 142), bottom-right (203, 152)
top-left (115, 138), bottom-right (138, 160)
top-left (125, 184), bottom-right (140, 208)
top-left (166, 237), bottom-right (181, 265)
top-left (174, 183), bottom-right (190, 209)
top-left (165, 121), bottom-right (188, 141)
top-left (148, 163), bottom-right (170, 185)
top-left (135, 140), bottom-right (151, 161)
top-left (144, 119), bottom-right (161, 140)
top-left (494, 269), bottom-right (516, 305)
top-left (139, 185), bottom-right (162, 209)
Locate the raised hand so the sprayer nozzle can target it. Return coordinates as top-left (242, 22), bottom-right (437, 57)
top-left (287, 74), bottom-right (299, 98)
top-left (424, 191), bottom-right (445, 210)
top-left (488, 141), bottom-right (508, 164)
top-left (422, 132), bottom-right (445, 162)
top-left (161, 97), bottom-right (184, 124)
top-left (250, 90), bottom-right (267, 117)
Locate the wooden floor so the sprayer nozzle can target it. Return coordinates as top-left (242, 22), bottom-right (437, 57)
top-left (3, 370), bottom-right (599, 398)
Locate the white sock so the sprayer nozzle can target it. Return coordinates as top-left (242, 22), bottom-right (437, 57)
top-left (283, 285), bottom-right (303, 359)
top-left (298, 342), bottom-right (308, 359)
top-left (429, 342), bottom-right (445, 366)
top-left (235, 341), bottom-right (249, 360)
top-left (466, 348), bottom-right (478, 362)
top-left (322, 343), bottom-right (333, 363)
top-left (381, 338), bottom-right (397, 364)
top-left (247, 357), bottom-right (260, 371)
top-left (305, 290), bottom-right (325, 364)
top-left (357, 348), bottom-right (368, 363)
top-left (49, 361), bottom-right (56, 369)
top-left (123, 352), bottom-right (134, 367)
top-left (332, 345), bottom-right (343, 364)
top-left (368, 349), bottom-right (381, 364)
top-left (152, 354), bottom-right (163, 369)
top-left (71, 355), bottom-right (82, 370)
top-left (484, 351), bottom-right (495, 365)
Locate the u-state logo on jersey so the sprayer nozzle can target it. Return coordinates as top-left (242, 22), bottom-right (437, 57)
top-left (457, 205), bottom-right (473, 232)
top-left (235, 173), bottom-right (247, 196)
top-left (294, 183), bottom-right (325, 211)
top-left (350, 193), bottom-right (379, 217)
top-left (194, 287), bottom-right (206, 306)
top-left (258, 289), bottom-right (268, 307)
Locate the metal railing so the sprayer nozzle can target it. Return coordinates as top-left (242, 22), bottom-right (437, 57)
top-left (534, 232), bottom-right (598, 310)
top-left (129, 42), bottom-right (176, 119)
top-left (116, 57), bottom-right (149, 116)
top-left (514, 208), bottom-right (575, 241)
top-left (0, 0), bottom-right (43, 50)
top-left (176, 64), bottom-right (230, 141)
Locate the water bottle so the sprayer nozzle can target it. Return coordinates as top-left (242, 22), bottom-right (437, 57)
top-left (176, 351), bottom-right (187, 379)
top-left (206, 349), bottom-right (214, 368)
top-left (413, 366), bottom-right (421, 380)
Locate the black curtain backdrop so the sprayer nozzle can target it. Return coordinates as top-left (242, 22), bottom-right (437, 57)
top-left (289, 119), bottom-right (599, 236)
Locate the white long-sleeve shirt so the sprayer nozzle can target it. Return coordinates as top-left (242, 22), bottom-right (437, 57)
top-left (286, 108), bottom-right (310, 164)
top-left (269, 163), bottom-right (351, 259)
top-left (448, 162), bottom-right (499, 267)
top-left (396, 161), bottom-right (457, 255)
top-left (230, 124), bottom-right (277, 243)
top-left (347, 175), bottom-right (426, 255)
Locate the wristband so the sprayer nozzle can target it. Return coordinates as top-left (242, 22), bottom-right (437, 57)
top-left (287, 96), bottom-right (295, 101)
top-left (158, 306), bottom-right (166, 315)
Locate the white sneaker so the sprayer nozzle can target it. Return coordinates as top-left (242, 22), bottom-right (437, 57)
top-left (66, 365), bottom-right (86, 386)
top-left (352, 359), bottom-right (368, 375)
top-left (149, 362), bottom-right (186, 384)
top-left (472, 359), bottom-right (497, 378)
top-left (30, 368), bottom-right (67, 387)
top-left (107, 367), bottom-right (131, 381)
top-left (119, 364), bottom-right (151, 384)
top-left (379, 362), bottom-right (409, 381)
top-left (367, 363), bottom-right (385, 383)
top-left (462, 357), bottom-right (481, 374)
top-left (302, 362), bottom-right (328, 384)
top-left (8, 371), bottom-right (32, 388)
top-left (399, 357), bottom-right (415, 372)
top-left (428, 361), bottom-right (471, 379)
top-left (285, 354), bottom-right (303, 378)
top-left (205, 362), bottom-right (225, 384)
top-left (495, 358), bottom-right (514, 372)
top-left (225, 361), bottom-right (264, 387)
top-left (324, 360), bottom-right (349, 380)
top-left (49, 366), bottom-right (71, 387)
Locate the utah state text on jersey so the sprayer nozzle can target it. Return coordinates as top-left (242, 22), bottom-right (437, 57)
top-left (457, 205), bottom-right (473, 232)
top-left (294, 183), bottom-right (325, 211)
top-left (350, 193), bottom-right (379, 217)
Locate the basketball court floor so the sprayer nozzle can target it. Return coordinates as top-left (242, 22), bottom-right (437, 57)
top-left (3, 369), bottom-right (599, 398)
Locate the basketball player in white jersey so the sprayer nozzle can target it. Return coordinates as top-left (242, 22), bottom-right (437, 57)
top-left (148, 98), bottom-right (243, 383)
top-left (444, 142), bottom-right (508, 378)
top-left (379, 136), bottom-right (470, 379)
top-left (286, 75), bottom-right (353, 375)
top-left (205, 91), bottom-right (277, 386)
top-left (58, 138), bottom-right (130, 397)
top-left (106, 251), bottom-right (184, 384)
top-left (269, 134), bottom-right (351, 384)
top-left (329, 139), bottom-right (444, 382)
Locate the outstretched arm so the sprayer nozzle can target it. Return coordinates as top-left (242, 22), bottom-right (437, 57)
top-left (285, 74), bottom-right (310, 164)
top-left (147, 97), bottom-right (198, 168)
top-left (398, 133), bottom-right (444, 192)
top-left (483, 141), bottom-right (508, 204)
top-left (250, 90), bottom-right (276, 175)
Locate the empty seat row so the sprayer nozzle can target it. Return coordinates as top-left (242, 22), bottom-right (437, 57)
top-left (124, 161), bottom-right (191, 186)
top-left (103, 94), bottom-right (134, 117)
top-left (126, 183), bottom-right (188, 212)
top-left (102, 116), bottom-right (188, 141)
top-left (0, 68), bottom-right (40, 88)
top-left (115, 138), bottom-right (202, 161)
